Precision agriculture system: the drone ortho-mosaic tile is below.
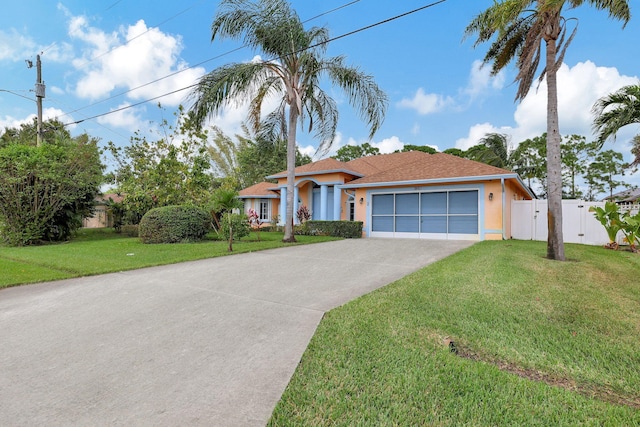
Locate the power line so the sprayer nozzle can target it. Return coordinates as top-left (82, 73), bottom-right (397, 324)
top-left (61, 0), bottom-right (448, 127)
top-left (55, 1), bottom-right (360, 121)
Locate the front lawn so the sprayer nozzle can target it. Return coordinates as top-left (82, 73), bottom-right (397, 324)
top-left (270, 240), bottom-right (640, 425)
top-left (0, 228), bottom-right (337, 288)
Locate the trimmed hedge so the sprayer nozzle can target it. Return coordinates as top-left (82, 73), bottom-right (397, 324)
top-left (139, 205), bottom-right (210, 244)
top-left (297, 220), bottom-right (363, 238)
top-left (120, 224), bottom-right (139, 237)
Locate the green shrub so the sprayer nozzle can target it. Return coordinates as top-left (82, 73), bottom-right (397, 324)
top-left (296, 220), bottom-right (363, 238)
top-left (139, 205), bottom-right (210, 244)
top-left (121, 224), bottom-right (139, 237)
top-left (219, 212), bottom-right (250, 241)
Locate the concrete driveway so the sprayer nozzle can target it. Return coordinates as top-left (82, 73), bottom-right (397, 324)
top-left (0, 238), bottom-right (474, 426)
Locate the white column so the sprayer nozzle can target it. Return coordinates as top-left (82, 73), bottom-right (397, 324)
top-left (320, 185), bottom-right (328, 220)
top-left (279, 187), bottom-right (287, 225)
top-left (294, 186), bottom-right (299, 224)
top-left (333, 186), bottom-right (341, 220)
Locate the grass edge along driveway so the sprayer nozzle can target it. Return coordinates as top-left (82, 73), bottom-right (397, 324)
top-left (0, 229), bottom-right (337, 289)
top-left (269, 240), bottom-right (640, 426)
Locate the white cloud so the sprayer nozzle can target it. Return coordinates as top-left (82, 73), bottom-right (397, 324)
top-left (464, 59), bottom-right (506, 99)
top-left (460, 61), bottom-right (639, 153)
top-left (0, 107), bottom-right (75, 134)
top-left (67, 13), bottom-right (205, 105)
top-left (455, 122), bottom-right (512, 150)
top-left (371, 136), bottom-right (405, 153)
top-left (397, 88), bottom-right (453, 115)
top-left (97, 102), bottom-right (144, 131)
top-left (0, 29), bottom-right (37, 61)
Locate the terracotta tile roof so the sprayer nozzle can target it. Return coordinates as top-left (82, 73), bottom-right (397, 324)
top-left (238, 181), bottom-right (279, 198)
top-left (96, 193), bottom-right (125, 204)
top-left (267, 157), bottom-right (361, 179)
top-left (346, 151), bottom-right (431, 175)
top-left (346, 153), bottom-right (515, 185)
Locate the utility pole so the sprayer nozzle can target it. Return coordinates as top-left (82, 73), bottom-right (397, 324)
top-left (34, 54), bottom-right (45, 146)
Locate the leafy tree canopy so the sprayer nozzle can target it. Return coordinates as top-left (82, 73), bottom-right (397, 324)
top-left (333, 142), bottom-right (380, 162)
top-left (0, 121), bottom-right (104, 245)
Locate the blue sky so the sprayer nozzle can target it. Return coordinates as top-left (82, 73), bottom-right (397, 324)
top-left (1, 0), bottom-right (639, 189)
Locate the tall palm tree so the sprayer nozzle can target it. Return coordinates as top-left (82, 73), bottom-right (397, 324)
top-left (592, 83), bottom-right (640, 166)
top-left (464, 0), bottom-right (631, 261)
top-left (189, 0), bottom-right (387, 242)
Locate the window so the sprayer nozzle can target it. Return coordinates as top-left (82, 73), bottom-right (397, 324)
top-left (258, 199), bottom-right (270, 222)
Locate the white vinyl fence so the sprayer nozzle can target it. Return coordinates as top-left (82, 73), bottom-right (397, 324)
top-left (511, 200), bottom-right (639, 246)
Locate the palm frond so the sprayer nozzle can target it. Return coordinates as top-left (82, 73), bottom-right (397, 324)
top-left (188, 62), bottom-right (274, 127)
top-left (592, 83), bottom-right (640, 146)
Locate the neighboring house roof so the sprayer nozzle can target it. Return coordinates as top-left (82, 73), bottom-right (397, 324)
top-left (238, 181), bottom-right (279, 198)
top-left (604, 187), bottom-right (640, 203)
top-left (266, 157), bottom-right (363, 179)
top-left (96, 193), bottom-right (125, 204)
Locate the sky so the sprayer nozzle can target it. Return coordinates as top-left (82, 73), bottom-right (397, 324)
top-left (1, 0), bottom-right (639, 190)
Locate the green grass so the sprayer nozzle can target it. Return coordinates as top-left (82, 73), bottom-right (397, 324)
top-left (269, 240), bottom-right (640, 426)
top-left (0, 228), bottom-right (337, 288)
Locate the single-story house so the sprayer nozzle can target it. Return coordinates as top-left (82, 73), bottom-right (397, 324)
top-left (82, 193), bottom-right (124, 228)
top-left (239, 151), bottom-right (535, 240)
top-left (604, 187), bottom-right (640, 205)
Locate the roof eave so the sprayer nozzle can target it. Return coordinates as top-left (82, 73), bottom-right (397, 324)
top-left (340, 173), bottom-right (532, 192)
top-left (266, 168), bottom-right (364, 180)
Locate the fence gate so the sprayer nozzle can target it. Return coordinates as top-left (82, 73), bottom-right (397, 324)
top-left (511, 200), bottom-right (614, 245)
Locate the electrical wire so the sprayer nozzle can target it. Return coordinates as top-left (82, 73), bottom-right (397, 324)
top-left (60, 0), bottom-right (449, 127)
top-left (55, 1), bottom-right (361, 121)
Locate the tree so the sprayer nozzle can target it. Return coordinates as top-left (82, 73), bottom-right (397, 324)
top-left (584, 149), bottom-right (629, 200)
top-left (443, 147), bottom-right (465, 157)
top-left (333, 142), bottom-right (380, 162)
top-left (465, 1), bottom-right (631, 261)
top-left (511, 135), bottom-right (548, 196)
top-left (211, 187), bottom-right (244, 252)
top-left (236, 138), bottom-right (311, 187)
top-left (1, 118), bottom-right (70, 148)
top-left (465, 133), bottom-right (512, 168)
top-left (592, 82), bottom-right (640, 166)
top-left (560, 135), bottom-right (594, 199)
top-left (106, 106), bottom-right (215, 224)
top-left (399, 144), bottom-right (437, 154)
top-left (208, 125), bottom-right (247, 179)
top-left (188, 0), bottom-right (387, 242)
top-left (0, 130), bottom-right (104, 245)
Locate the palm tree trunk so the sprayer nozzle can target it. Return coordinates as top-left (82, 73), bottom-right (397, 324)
top-left (545, 37), bottom-right (565, 261)
top-left (283, 106), bottom-right (298, 243)
top-left (228, 214), bottom-right (233, 252)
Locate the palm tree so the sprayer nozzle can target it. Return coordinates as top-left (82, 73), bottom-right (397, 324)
top-left (592, 83), bottom-right (640, 166)
top-left (466, 133), bottom-right (512, 168)
top-left (464, 0), bottom-right (631, 261)
top-left (188, 0), bottom-right (387, 242)
top-left (212, 187), bottom-right (244, 252)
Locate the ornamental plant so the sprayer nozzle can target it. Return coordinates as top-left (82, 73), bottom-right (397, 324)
top-left (247, 208), bottom-right (263, 241)
top-left (296, 205), bottom-right (311, 223)
top-left (589, 202), bottom-right (622, 250)
top-left (620, 210), bottom-right (640, 253)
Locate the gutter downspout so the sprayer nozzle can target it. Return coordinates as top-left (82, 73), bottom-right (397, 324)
top-left (501, 178), bottom-right (506, 240)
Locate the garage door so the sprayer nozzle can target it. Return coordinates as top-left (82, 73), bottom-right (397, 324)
top-left (370, 190), bottom-right (479, 239)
